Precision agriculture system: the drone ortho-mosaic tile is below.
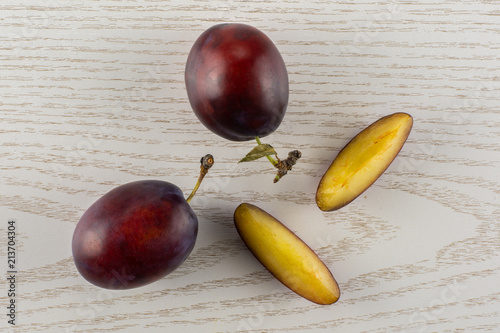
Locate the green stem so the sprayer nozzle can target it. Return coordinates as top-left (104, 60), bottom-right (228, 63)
top-left (255, 137), bottom-right (278, 167)
top-left (186, 179), bottom-right (202, 204)
top-left (186, 154), bottom-right (214, 204)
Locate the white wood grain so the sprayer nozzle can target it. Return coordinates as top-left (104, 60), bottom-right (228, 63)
top-left (1, 0), bottom-right (499, 332)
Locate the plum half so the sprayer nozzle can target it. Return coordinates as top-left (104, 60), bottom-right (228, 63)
top-left (234, 203), bottom-right (340, 305)
top-left (185, 23), bottom-right (288, 141)
top-left (316, 112), bottom-right (413, 211)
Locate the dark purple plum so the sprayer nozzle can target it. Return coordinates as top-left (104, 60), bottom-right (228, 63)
top-left (72, 180), bottom-right (197, 289)
top-left (185, 23), bottom-right (289, 141)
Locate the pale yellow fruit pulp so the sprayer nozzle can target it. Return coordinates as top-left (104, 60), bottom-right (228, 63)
top-left (234, 203), bottom-right (340, 305)
top-left (316, 112), bottom-right (413, 211)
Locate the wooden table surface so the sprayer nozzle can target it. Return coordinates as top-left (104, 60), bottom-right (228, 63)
top-left (1, 1), bottom-right (499, 332)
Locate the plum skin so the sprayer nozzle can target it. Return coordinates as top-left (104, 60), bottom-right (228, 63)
top-left (185, 23), bottom-right (289, 141)
top-left (72, 180), bottom-right (198, 289)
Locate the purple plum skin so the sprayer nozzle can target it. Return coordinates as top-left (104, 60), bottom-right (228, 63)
top-left (185, 23), bottom-right (289, 141)
top-left (72, 180), bottom-right (197, 289)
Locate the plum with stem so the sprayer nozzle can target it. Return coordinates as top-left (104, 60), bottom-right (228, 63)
top-left (72, 155), bottom-right (214, 289)
top-left (185, 23), bottom-right (300, 182)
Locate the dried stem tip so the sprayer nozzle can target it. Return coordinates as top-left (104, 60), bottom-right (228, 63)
top-left (186, 154), bottom-right (214, 203)
top-left (201, 154), bottom-right (214, 172)
top-left (274, 150), bottom-right (302, 183)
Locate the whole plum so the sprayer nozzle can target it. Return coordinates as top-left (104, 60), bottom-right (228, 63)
top-left (185, 23), bottom-right (289, 142)
top-left (72, 155), bottom-right (214, 289)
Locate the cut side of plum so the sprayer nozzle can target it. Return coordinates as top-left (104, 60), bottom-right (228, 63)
top-left (316, 112), bottom-right (413, 212)
top-left (234, 203), bottom-right (340, 305)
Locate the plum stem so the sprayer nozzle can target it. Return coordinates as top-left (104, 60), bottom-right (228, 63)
top-left (254, 137), bottom-right (301, 183)
top-left (186, 154), bottom-right (214, 203)
top-left (273, 150), bottom-right (302, 183)
top-left (255, 137), bottom-right (278, 166)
